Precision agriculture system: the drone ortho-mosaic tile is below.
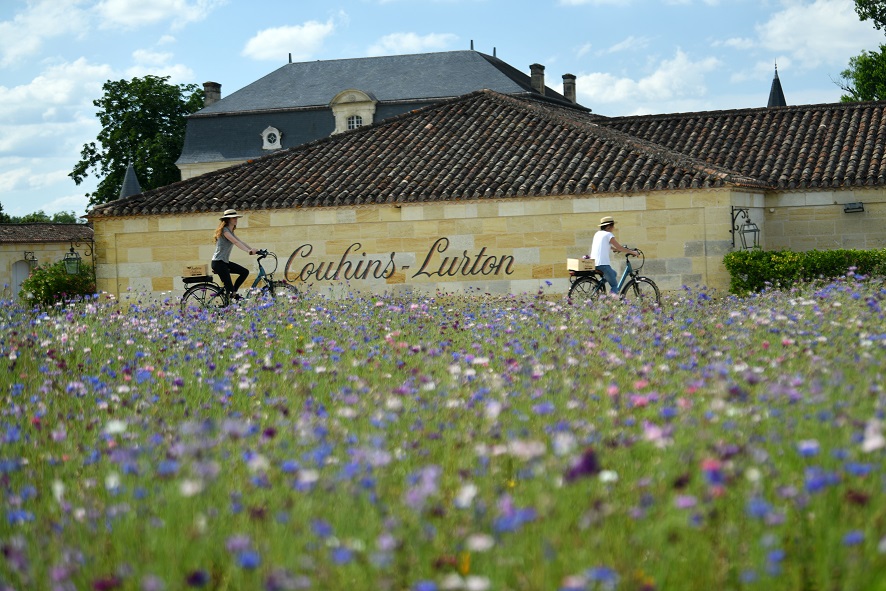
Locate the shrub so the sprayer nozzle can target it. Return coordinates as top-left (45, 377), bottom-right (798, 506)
top-left (723, 248), bottom-right (886, 295)
top-left (18, 260), bottom-right (96, 306)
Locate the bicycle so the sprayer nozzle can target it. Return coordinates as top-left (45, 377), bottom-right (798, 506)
top-left (567, 248), bottom-right (661, 306)
top-left (180, 250), bottom-right (298, 314)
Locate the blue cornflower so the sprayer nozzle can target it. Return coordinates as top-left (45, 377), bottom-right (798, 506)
top-left (843, 531), bottom-right (864, 546)
top-left (236, 550), bottom-right (261, 569)
top-left (746, 496), bottom-right (770, 519)
top-left (413, 582), bottom-right (437, 591)
top-left (331, 546), bottom-right (353, 565)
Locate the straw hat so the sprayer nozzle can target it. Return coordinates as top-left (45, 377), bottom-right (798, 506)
top-left (219, 209), bottom-right (243, 220)
top-left (598, 216), bottom-right (615, 227)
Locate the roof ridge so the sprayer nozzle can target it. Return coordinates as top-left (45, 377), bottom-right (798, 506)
top-left (603, 99), bottom-right (886, 122)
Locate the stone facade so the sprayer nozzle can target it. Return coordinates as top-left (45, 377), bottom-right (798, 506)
top-left (91, 186), bottom-right (886, 300)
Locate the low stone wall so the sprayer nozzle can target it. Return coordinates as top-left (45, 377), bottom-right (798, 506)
top-left (95, 187), bottom-right (886, 298)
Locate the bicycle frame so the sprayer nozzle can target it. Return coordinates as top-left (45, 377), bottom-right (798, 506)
top-left (613, 257), bottom-right (635, 292)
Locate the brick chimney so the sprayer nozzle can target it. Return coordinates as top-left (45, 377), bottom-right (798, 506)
top-left (203, 82), bottom-right (221, 107)
top-left (530, 63), bottom-right (545, 96)
top-left (562, 74), bottom-right (576, 104)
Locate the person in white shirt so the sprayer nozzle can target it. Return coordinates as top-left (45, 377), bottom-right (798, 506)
top-left (590, 216), bottom-right (638, 292)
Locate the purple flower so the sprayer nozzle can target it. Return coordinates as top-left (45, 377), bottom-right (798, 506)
top-left (674, 495), bottom-right (697, 509)
top-left (413, 582), bottom-right (437, 591)
top-left (186, 570), bottom-right (209, 587)
top-left (843, 531), bottom-right (864, 546)
top-left (564, 448), bottom-right (600, 482)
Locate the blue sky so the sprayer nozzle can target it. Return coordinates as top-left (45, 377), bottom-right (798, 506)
top-left (1, 0), bottom-right (883, 218)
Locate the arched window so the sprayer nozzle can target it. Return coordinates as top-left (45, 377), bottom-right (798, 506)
top-left (347, 115), bottom-right (363, 130)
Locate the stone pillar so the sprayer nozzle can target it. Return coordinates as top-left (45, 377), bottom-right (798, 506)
top-left (203, 82), bottom-right (221, 107)
top-left (530, 64), bottom-right (545, 96)
top-left (562, 74), bottom-right (576, 104)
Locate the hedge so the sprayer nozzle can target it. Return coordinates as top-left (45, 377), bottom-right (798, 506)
top-left (18, 260), bottom-right (96, 307)
top-left (723, 248), bottom-right (886, 295)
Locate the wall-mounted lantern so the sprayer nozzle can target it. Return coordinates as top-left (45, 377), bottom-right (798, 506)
top-left (731, 207), bottom-right (760, 250)
top-left (63, 246), bottom-right (81, 275)
top-left (23, 251), bottom-right (38, 269)
top-left (843, 202), bottom-right (865, 213)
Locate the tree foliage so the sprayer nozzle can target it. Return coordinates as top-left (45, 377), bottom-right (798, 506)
top-left (854, 0), bottom-right (886, 30)
top-left (70, 76), bottom-right (203, 208)
top-left (838, 44), bottom-right (886, 101)
top-left (0, 210), bottom-right (82, 224)
top-left (839, 2), bottom-right (886, 101)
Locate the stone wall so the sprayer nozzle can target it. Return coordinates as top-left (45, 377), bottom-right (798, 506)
top-left (93, 189), bottom-right (752, 298)
top-left (763, 188), bottom-right (886, 251)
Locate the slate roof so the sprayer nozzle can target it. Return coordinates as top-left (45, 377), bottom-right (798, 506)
top-left (0, 223), bottom-right (93, 243)
top-left (197, 50), bottom-right (576, 115)
top-left (598, 100), bottom-right (886, 190)
top-left (89, 90), bottom-right (770, 218)
top-left (768, 66), bottom-right (787, 108)
top-left (177, 50), bottom-right (585, 166)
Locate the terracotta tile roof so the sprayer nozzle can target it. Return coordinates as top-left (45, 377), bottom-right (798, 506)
top-left (0, 223), bottom-right (93, 244)
top-left (88, 91), bottom-right (770, 218)
top-left (598, 101), bottom-right (886, 190)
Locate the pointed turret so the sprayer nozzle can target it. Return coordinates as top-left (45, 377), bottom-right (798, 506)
top-left (767, 63), bottom-right (786, 108)
top-left (119, 163), bottom-right (142, 198)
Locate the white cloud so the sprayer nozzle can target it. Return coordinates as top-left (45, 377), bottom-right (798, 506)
top-left (755, 0), bottom-right (883, 69)
top-left (242, 19), bottom-right (336, 62)
top-left (0, 0), bottom-right (91, 67)
top-left (95, 0), bottom-right (226, 30)
top-left (0, 58), bottom-right (111, 122)
top-left (367, 33), bottom-right (459, 57)
top-left (601, 36), bottom-right (651, 55)
top-left (576, 49), bottom-right (721, 110)
top-left (576, 43), bottom-right (593, 58)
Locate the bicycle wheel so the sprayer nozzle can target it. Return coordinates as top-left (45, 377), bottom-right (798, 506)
top-left (272, 280), bottom-right (299, 299)
top-left (181, 283), bottom-right (226, 314)
top-left (620, 278), bottom-right (661, 306)
top-left (568, 276), bottom-right (605, 301)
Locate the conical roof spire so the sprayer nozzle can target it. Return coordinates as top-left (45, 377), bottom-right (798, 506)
top-left (767, 62), bottom-right (786, 108)
top-left (119, 163), bottom-right (142, 198)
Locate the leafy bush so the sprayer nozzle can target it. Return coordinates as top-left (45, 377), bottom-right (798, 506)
top-left (18, 259), bottom-right (96, 306)
top-left (723, 248), bottom-right (886, 294)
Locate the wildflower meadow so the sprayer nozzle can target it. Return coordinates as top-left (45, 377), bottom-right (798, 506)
top-left (1, 276), bottom-right (885, 591)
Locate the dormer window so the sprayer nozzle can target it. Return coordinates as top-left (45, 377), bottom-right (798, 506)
top-left (261, 126), bottom-right (282, 150)
top-left (330, 89), bottom-right (377, 135)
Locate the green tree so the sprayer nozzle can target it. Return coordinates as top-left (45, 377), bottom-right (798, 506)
top-left (0, 202), bottom-right (9, 223)
top-left (839, 44), bottom-right (886, 101)
top-left (854, 0), bottom-right (886, 30)
top-left (70, 75), bottom-right (204, 208)
top-left (4, 210), bottom-right (82, 224)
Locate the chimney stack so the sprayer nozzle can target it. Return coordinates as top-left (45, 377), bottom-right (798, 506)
top-left (530, 63), bottom-right (545, 96)
top-left (562, 74), bottom-right (576, 104)
top-left (203, 81), bottom-right (221, 107)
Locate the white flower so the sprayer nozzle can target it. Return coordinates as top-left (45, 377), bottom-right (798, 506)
top-left (465, 533), bottom-right (495, 552)
top-left (104, 420), bottom-right (127, 435)
top-left (465, 576), bottom-right (491, 591)
top-left (599, 470), bottom-right (619, 483)
top-left (454, 484), bottom-right (478, 509)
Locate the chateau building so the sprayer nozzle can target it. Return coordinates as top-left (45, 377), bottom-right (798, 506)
top-left (177, 50), bottom-right (584, 180)
top-left (88, 83), bottom-right (885, 299)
